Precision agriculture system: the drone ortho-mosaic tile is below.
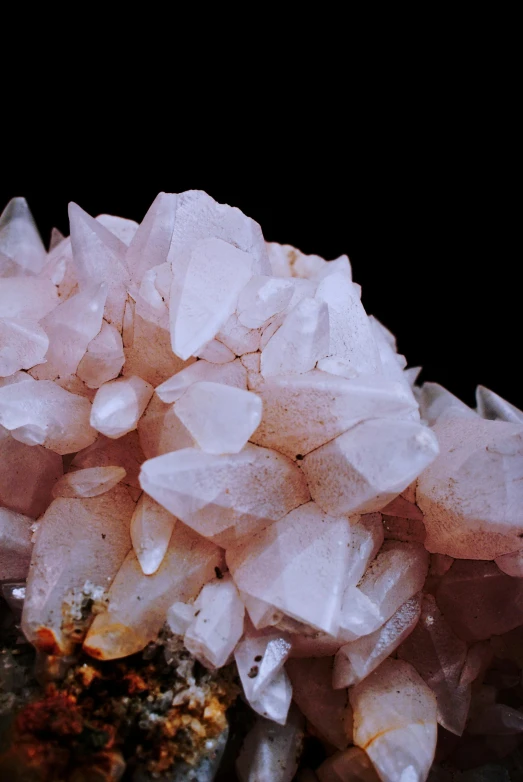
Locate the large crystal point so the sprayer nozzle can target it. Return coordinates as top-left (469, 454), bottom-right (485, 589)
top-left (184, 574), bottom-right (245, 668)
top-left (315, 269), bottom-right (380, 375)
top-left (251, 371), bottom-right (419, 459)
top-left (417, 416), bottom-right (523, 559)
top-left (261, 297), bottom-right (329, 377)
top-left (68, 202), bottom-right (129, 331)
top-left (77, 320), bottom-right (125, 388)
top-left (0, 197), bottom-right (47, 275)
top-left (227, 502), bottom-right (351, 634)
top-left (169, 237), bottom-right (254, 360)
top-left (32, 283), bottom-right (107, 380)
top-left (361, 540), bottom-right (428, 614)
top-left (83, 523), bottom-right (223, 660)
top-left (418, 382), bottom-right (477, 426)
top-left (130, 493), bottom-right (177, 575)
top-left (90, 375), bottom-right (154, 438)
top-left (22, 485), bottom-right (134, 654)
top-left (334, 593), bottom-right (422, 688)
top-left (303, 419), bottom-right (439, 515)
top-left (140, 444), bottom-right (310, 547)
top-left (350, 658), bottom-right (437, 782)
top-left (397, 593), bottom-right (470, 735)
top-left (173, 381), bottom-right (262, 454)
top-left (0, 378), bottom-right (97, 453)
top-left (125, 192), bottom-right (177, 286)
top-left (0, 506), bottom-right (34, 581)
top-left (0, 318), bottom-right (49, 376)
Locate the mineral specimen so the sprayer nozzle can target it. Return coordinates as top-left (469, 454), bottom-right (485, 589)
top-left (1, 191), bottom-right (523, 781)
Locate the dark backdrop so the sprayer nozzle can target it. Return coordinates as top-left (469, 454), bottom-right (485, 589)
top-left (1, 143), bottom-right (518, 410)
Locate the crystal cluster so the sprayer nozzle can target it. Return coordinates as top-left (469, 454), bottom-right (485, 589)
top-left (1, 193), bottom-right (523, 781)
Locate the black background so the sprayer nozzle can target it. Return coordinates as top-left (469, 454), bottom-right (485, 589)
top-left (1, 95), bottom-right (518, 410)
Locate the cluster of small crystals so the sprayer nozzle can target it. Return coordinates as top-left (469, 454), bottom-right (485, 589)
top-left (1, 194), bottom-right (523, 782)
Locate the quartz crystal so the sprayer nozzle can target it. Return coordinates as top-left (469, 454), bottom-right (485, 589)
top-left (3, 190), bottom-right (522, 782)
top-left (140, 444), bottom-right (310, 547)
top-left (84, 522), bottom-right (223, 659)
top-left (184, 574), bottom-right (245, 668)
top-left (302, 419), bottom-right (439, 515)
top-left (173, 381), bottom-right (262, 454)
top-left (90, 375), bottom-right (154, 438)
top-left (22, 485), bottom-right (135, 654)
top-left (350, 658), bottom-right (438, 782)
top-left (417, 416), bottom-right (523, 559)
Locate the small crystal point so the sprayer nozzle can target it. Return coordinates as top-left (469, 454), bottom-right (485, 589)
top-left (0, 197), bottom-right (47, 275)
top-left (90, 375), bottom-right (154, 438)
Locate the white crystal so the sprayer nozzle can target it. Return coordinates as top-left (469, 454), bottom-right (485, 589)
top-left (302, 418), bottom-right (439, 515)
top-left (0, 197), bottom-right (47, 275)
top-left (419, 382), bottom-right (477, 426)
top-left (166, 601), bottom-right (196, 636)
top-left (90, 375), bottom-right (154, 438)
top-left (169, 237), bottom-right (254, 360)
top-left (68, 202), bottom-right (130, 331)
top-left (0, 379), bottom-right (97, 454)
top-left (140, 443), bottom-right (310, 547)
top-left (235, 621), bottom-right (292, 702)
top-left (130, 493), bottom-right (176, 575)
top-left (84, 523), bottom-right (223, 660)
top-left (252, 371), bottom-right (419, 461)
top-left (248, 667), bottom-right (293, 725)
top-left (52, 466), bottom-right (127, 498)
top-left (126, 192), bottom-right (177, 286)
top-left (156, 358), bottom-right (247, 404)
top-left (227, 502), bottom-right (352, 635)
top-left (0, 277), bottom-right (59, 320)
top-left (184, 574), bottom-right (245, 668)
top-left (77, 320), bottom-right (125, 388)
top-left (333, 594), bottom-right (422, 688)
top-left (0, 318), bottom-right (49, 376)
top-left (134, 262), bottom-right (171, 330)
top-left (237, 275), bottom-right (295, 329)
top-left (174, 381), bottom-right (262, 454)
top-left (417, 416), bottom-right (523, 559)
top-left (315, 270), bottom-right (380, 375)
top-left (358, 541), bottom-right (429, 626)
top-left (350, 658), bottom-right (437, 782)
top-left (32, 283), bottom-right (107, 380)
top-left (345, 513), bottom-right (385, 587)
top-left (22, 486), bottom-right (134, 654)
top-left (261, 297), bottom-right (329, 377)
top-left (71, 430), bottom-right (145, 498)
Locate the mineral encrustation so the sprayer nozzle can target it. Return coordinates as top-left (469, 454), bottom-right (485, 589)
top-left (1, 192), bottom-right (523, 781)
